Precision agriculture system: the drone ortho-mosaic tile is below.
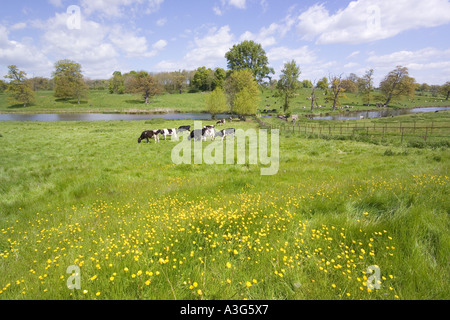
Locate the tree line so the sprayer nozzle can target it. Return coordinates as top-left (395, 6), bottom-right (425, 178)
top-left (2, 40), bottom-right (450, 113)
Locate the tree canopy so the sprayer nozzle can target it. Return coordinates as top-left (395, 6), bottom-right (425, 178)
top-left (277, 60), bottom-right (301, 112)
top-left (225, 40), bottom-right (274, 84)
top-left (53, 59), bottom-right (88, 104)
top-left (380, 66), bottom-right (416, 107)
top-left (4, 65), bottom-right (35, 107)
top-left (225, 69), bottom-right (260, 116)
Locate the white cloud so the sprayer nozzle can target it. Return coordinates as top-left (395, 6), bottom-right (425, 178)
top-left (48, 0), bottom-right (63, 7)
top-left (297, 0), bottom-right (450, 44)
top-left (109, 27), bottom-right (165, 58)
top-left (10, 22), bottom-right (27, 31)
top-left (229, 0), bottom-right (246, 9)
top-left (80, 0), bottom-right (164, 17)
top-left (0, 25), bottom-right (53, 77)
top-left (367, 47), bottom-right (450, 84)
top-left (155, 25), bottom-right (234, 71)
top-left (347, 51), bottom-right (360, 59)
top-left (156, 18), bottom-right (167, 27)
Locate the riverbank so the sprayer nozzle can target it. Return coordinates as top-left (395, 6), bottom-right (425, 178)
top-left (1, 89), bottom-right (449, 115)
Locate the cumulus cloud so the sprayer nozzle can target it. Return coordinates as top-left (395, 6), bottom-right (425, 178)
top-left (0, 25), bottom-right (53, 76)
top-left (155, 25), bottom-right (235, 71)
top-left (297, 0), bottom-right (450, 44)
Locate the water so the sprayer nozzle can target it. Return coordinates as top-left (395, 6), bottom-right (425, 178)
top-left (0, 107), bottom-right (448, 122)
top-left (0, 113), bottom-right (232, 122)
top-left (311, 106), bottom-right (450, 121)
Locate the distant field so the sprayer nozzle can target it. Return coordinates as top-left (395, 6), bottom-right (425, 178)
top-left (0, 114), bottom-right (448, 300)
top-left (0, 89), bottom-right (448, 115)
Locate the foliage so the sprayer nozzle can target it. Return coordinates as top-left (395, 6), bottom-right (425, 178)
top-left (225, 40), bottom-right (274, 84)
top-left (316, 77), bottom-right (329, 90)
top-left (380, 66), bottom-right (416, 107)
top-left (4, 65), bottom-right (35, 107)
top-left (128, 71), bottom-right (162, 104)
top-left (328, 75), bottom-right (347, 110)
top-left (277, 60), bottom-right (301, 112)
top-left (359, 69), bottom-right (375, 106)
top-left (53, 60), bottom-right (89, 104)
top-left (440, 81), bottom-right (450, 100)
top-left (205, 87), bottom-right (229, 117)
top-left (109, 71), bottom-right (125, 94)
top-left (224, 69), bottom-right (260, 115)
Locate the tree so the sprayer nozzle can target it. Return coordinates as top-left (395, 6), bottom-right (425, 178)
top-left (439, 81), bottom-right (450, 100)
top-left (205, 87), bottom-right (229, 119)
top-left (4, 65), bottom-right (35, 107)
top-left (225, 40), bottom-right (274, 84)
top-left (328, 75), bottom-right (347, 111)
top-left (0, 79), bottom-right (7, 93)
top-left (224, 69), bottom-right (260, 115)
top-left (341, 73), bottom-right (359, 94)
top-left (214, 68), bottom-right (226, 90)
top-left (128, 71), bottom-right (162, 104)
top-left (379, 66), bottom-right (416, 107)
top-left (277, 60), bottom-right (301, 112)
top-left (302, 80), bottom-right (313, 88)
top-left (358, 69), bottom-right (374, 106)
top-left (316, 77), bottom-right (329, 90)
top-left (193, 67), bottom-right (215, 92)
top-left (310, 80), bottom-right (318, 113)
top-left (53, 59), bottom-right (89, 104)
top-left (109, 71), bottom-right (125, 94)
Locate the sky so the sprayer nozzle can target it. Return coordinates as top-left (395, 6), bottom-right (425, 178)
top-left (1, 0), bottom-right (450, 86)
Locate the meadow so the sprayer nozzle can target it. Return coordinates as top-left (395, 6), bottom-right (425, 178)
top-left (0, 88), bottom-right (448, 115)
top-left (0, 113), bottom-right (448, 300)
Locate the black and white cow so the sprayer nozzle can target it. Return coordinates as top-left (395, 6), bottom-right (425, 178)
top-left (215, 128), bottom-right (235, 141)
top-left (177, 125), bottom-right (191, 133)
top-left (138, 130), bottom-right (160, 143)
top-left (202, 125), bottom-right (215, 141)
top-left (159, 128), bottom-right (178, 140)
top-left (188, 129), bottom-right (203, 141)
top-left (216, 119), bottom-right (226, 126)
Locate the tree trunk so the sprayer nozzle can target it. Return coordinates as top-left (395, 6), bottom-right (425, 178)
top-left (145, 96), bottom-right (149, 104)
top-left (446, 91), bottom-right (449, 100)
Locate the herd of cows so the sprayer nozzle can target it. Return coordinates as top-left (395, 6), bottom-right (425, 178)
top-left (138, 119), bottom-right (236, 144)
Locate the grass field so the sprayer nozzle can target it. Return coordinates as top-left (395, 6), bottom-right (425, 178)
top-left (0, 113), bottom-right (448, 300)
top-left (0, 88), bottom-right (449, 115)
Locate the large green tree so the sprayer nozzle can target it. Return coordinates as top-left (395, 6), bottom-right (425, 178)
top-left (277, 60), bottom-right (301, 112)
top-left (53, 59), bottom-right (89, 104)
top-left (225, 69), bottom-right (260, 115)
top-left (4, 65), bottom-right (35, 107)
top-left (328, 75), bottom-right (347, 111)
top-left (358, 69), bottom-right (375, 106)
top-left (109, 71), bottom-right (125, 94)
top-left (205, 87), bottom-right (229, 119)
top-left (440, 81), bottom-right (450, 100)
top-left (225, 40), bottom-right (274, 84)
top-left (380, 66), bottom-right (416, 107)
top-left (128, 71), bottom-right (162, 104)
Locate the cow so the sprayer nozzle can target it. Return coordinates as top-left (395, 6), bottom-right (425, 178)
top-left (202, 125), bottom-right (215, 141)
top-left (188, 129), bottom-right (204, 141)
top-left (177, 125), bottom-right (191, 133)
top-left (159, 128), bottom-right (177, 140)
top-left (188, 126), bottom-right (215, 141)
top-left (216, 119), bottom-right (226, 126)
top-left (215, 128), bottom-right (235, 141)
top-left (138, 130), bottom-right (160, 144)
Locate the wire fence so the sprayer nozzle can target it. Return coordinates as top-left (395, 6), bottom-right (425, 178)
top-left (255, 117), bottom-right (450, 145)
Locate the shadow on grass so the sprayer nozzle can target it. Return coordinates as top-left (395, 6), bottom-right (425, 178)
top-left (125, 99), bottom-right (145, 104)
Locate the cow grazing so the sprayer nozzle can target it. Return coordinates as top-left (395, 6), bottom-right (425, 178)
top-left (216, 119), bottom-right (226, 126)
top-left (160, 128), bottom-right (177, 140)
top-left (138, 130), bottom-right (160, 143)
top-left (203, 125), bottom-right (215, 141)
top-left (177, 125), bottom-right (191, 133)
top-left (216, 128), bottom-right (235, 141)
top-left (188, 129), bottom-right (203, 141)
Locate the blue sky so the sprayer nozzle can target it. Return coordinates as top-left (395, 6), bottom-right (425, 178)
top-left (1, 0), bottom-right (450, 85)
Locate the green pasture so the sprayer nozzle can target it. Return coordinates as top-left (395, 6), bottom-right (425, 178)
top-left (0, 88), bottom-right (448, 115)
top-left (0, 114), bottom-right (448, 300)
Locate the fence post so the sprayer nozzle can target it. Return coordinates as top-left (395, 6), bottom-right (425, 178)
top-left (401, 128), bottom-right (404, 143)
top-left (425, 127), bottom-right (428, 142)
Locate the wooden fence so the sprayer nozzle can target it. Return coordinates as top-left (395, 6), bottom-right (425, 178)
top-left (254, 117), bottom-right (450, 144)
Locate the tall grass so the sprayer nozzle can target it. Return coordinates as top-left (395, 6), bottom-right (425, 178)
top-left (0, 119), bottom-right (448, 300)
